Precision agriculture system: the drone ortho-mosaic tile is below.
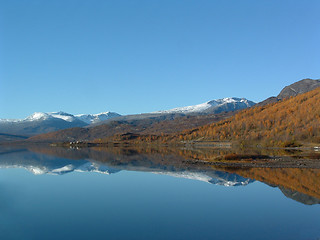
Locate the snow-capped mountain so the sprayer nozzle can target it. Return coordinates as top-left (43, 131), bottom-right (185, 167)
top-left (75, 112), bottom-right (121, 124)
top-left (0, 111), bottom-right (121, 137)
top-left (25, 111), bottom-right (79, 122)
top-left (154, 97), bottom-right (255, 114)
top-left (1, 111), bottom-right (120, 124)
top-left (0, 98), bottom-right (254, 140)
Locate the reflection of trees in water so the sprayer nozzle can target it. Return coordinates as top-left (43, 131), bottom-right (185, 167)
top-left (222, 167), bottom-right (320, 202)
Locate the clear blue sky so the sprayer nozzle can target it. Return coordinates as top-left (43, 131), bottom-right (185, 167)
top-left (1, 0), bottom-right (319, 119)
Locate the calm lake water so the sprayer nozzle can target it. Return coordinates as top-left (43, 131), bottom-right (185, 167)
top-left (0, 146), bottom-right (319, 240)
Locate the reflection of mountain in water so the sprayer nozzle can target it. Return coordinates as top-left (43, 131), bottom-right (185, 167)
top-left (0, 147), bottom-right (251, 187)
top-left (0, 146), bottom-right (319, 205)
top-left (0, 148), bottom-right (119, 175)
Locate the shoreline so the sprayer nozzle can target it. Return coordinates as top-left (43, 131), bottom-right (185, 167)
top-left (0, 141), bottom-right (319, 169)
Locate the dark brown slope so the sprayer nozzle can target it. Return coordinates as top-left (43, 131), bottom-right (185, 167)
top-left (28, 111), bottom-right (236, 143)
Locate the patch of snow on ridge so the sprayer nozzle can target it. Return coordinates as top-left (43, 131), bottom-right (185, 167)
top-left (207, 97), bottom-right (253, 106)
top-left (51, 164), bottom-right (75, 174)
top-left (75, 161), bottom-right (120, 174)
top-left (209, 178), bottom-right (252, 187)
top-left (153, 102), bottom-right (214, 114)
top-left (152, 171), bottom-right (214, 183)
top-left (50, 112), bottom-right (77, 122)
top-left (24, 112), bottom-right (77, 122)
top-left (26, 112), bottom-right (51, 121)
top-left (28, 167), bottom-right (48, 175)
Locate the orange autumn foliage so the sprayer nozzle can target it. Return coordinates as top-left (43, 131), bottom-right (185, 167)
top-left (174, 87), bottom-right (320, 146)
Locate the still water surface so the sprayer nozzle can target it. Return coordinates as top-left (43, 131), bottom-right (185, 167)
top-left (0, 146), bottom-right (319, 240)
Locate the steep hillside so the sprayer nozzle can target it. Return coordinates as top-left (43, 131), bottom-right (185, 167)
top-left (123, 87), bottom-right (319, 147)
top-left (173, 87), bottom-right (320, 146)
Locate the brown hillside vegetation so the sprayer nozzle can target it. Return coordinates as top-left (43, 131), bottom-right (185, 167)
top-left (102, 87), bottom-right (319, 147)
top-left (171, 87), bottom-right (320, 146)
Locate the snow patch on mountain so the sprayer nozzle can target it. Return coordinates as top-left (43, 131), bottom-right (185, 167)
top-left (153, 171), bottom-right (212, 182)
top-left (26, 112), bottom-right (51, 121)
top-left (50, 112), bottom-right (78, 122)
top-left (154, 102), bottom-right (213, 114)
top-left (208, 177), bottom-right (253, 187)
top-left (1, 112), bottom-right (76, 123)
top-left (23, 111), bottom-right (78, 122)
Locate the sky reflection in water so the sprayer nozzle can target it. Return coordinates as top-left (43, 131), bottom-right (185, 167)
top-left (0, 147), bottom-right (319, 240)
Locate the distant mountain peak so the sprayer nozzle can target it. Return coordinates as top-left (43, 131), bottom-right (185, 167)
top-left (153, 97), bottom-right (255, 114)
top-left (277, 78), bottom-right (320, 99)
top-left (26, 112), bottom-right (51, 121)
top-left (22, 111), bottom-right (78, 122)
top-left (75, 111), bottom-right (121, 124)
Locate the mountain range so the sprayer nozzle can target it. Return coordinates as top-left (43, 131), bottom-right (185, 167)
top-left (159, 79), bottom-right (320, 147)
top-left (0, 111), bottom-right (120, 137)
top-left (27, 78), bottom-right (319, 144)
top-left (1, 78), bottom-right (319, 143)
top-left (1, 97), bottom-right (255, 141)
top-left (153, 97), bottom-right (255, 114)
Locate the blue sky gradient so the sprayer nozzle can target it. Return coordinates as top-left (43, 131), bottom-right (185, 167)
top-left (1, 0), bottom-right (319, 118)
